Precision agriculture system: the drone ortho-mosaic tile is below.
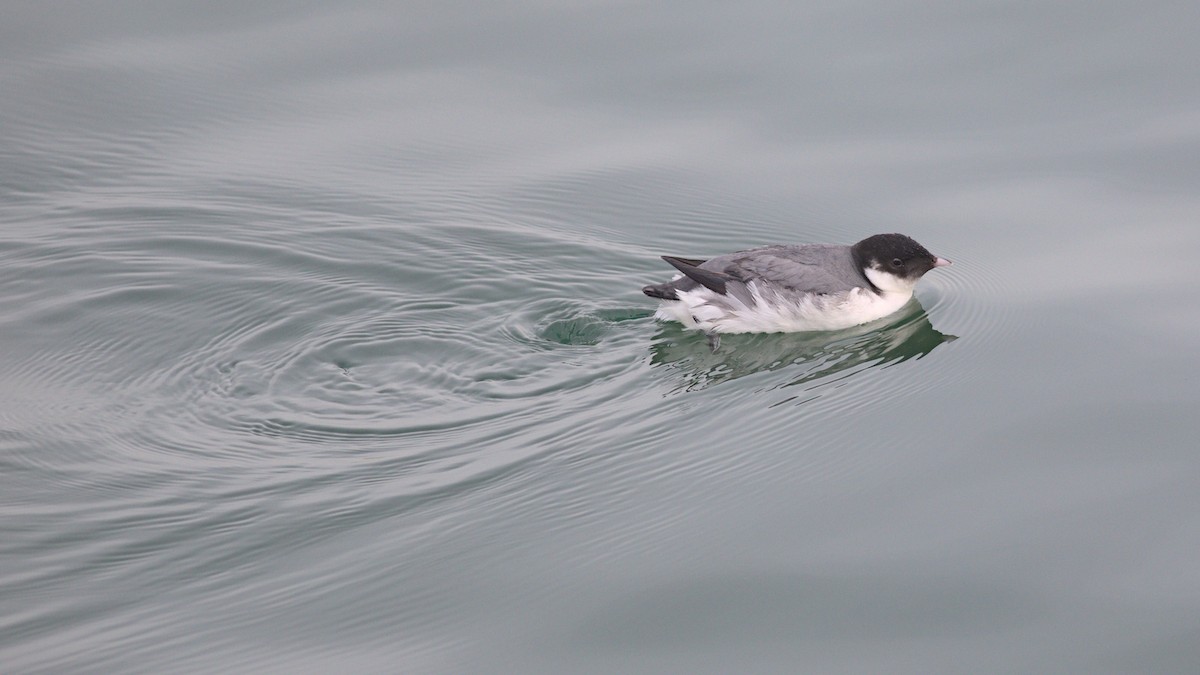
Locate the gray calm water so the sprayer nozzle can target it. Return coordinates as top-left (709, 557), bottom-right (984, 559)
top-left (3, 2), bottom-right (1199, 673)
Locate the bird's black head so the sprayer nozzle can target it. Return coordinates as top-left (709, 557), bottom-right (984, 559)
top-left (851, 233), bottom-right (949, 281)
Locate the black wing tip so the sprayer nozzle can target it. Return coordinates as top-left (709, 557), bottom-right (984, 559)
top-left (661, 256), bottom-right (728, 296)
top-left (661, 255), bottom-right (702, 266)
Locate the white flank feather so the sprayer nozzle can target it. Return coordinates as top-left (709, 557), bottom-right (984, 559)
top-left (654, 271), bottom-right (917, 334)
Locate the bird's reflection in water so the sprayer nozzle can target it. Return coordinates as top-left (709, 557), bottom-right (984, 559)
top-left (649, 299), bottom-right (956, 395)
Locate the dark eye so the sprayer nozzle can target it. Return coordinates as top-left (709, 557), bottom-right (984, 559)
top-left (891, 258), bottom-right (903, 268)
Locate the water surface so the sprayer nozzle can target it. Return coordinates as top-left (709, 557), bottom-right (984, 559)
top-left (3, 2), bottom-right (1199, 673)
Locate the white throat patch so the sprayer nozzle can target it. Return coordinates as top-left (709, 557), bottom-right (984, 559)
top-left (864, 266), bottom-right (918, 295)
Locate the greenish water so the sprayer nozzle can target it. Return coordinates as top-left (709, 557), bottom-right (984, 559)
top-left (3, 2), bottom-right (1199, 673)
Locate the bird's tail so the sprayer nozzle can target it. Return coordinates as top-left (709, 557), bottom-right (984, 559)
top-left (641, 282), bottom-right (678, 300)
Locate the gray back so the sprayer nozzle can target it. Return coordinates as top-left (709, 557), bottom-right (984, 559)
top-left (700, 244), bottom-right (867, 295)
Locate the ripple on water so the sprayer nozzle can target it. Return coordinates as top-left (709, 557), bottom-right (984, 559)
top-left (4, 209), bottom-right (675, 508)
top-left (0, 170), bottom-right (1014, 546)
top-left (0, 197), bottom-right (1011, 478)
